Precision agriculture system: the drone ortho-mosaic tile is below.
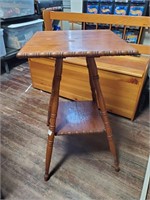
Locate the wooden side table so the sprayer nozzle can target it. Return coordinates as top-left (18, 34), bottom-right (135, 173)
top-left (17, 30), bottom-right (138, 181)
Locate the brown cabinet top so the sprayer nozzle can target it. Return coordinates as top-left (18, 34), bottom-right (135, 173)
top-left (17, 30), bottom-right (138, 58)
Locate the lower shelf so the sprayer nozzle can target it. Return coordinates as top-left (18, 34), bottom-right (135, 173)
top-left (55, 101), bottom-right (105, 135)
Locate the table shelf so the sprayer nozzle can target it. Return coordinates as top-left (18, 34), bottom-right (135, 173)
top-left (56, 101), bottom-right (105, 135)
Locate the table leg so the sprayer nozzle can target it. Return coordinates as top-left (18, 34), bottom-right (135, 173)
top-left (86, 57), bottom-right (120, 172)
top-left (44, 57), bottom-right (63, 181)
top-left (86, 58), bottom-right (97, 104)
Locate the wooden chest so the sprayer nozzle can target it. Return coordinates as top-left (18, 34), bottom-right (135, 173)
top-left (28, 56), bottom-right (149, 120)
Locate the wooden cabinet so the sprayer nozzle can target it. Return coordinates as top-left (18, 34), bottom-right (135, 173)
top-left (28, 56), bottom-right (149, 120)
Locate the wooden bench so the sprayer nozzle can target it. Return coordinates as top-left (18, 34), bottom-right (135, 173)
top-left (28, 11), bottom-right (150, 120)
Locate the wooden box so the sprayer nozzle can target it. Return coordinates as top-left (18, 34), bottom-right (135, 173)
top-left (28, 56), bottom-right (149, 120)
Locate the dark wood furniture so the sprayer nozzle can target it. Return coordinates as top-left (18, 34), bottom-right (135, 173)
top-left (17, 29), bottom-right (138, 181)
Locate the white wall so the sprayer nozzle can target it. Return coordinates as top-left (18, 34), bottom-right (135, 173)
top-left (71, 0), bottom-right (83, 13)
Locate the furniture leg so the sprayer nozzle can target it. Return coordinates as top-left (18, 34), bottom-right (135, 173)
top-left (86, 57), bottom-right (97, 103)
top-left (86, 57), bottom-right (120, 171)
top-left (45, 133), bottom-right (54, 181)
top-left (47, 58), bottom-right (63, 126)
top-left (45, 57), bottom-right (63, 181)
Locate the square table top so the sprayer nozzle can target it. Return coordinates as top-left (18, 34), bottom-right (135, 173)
top-left (17, 30), bottom-right (138, 58)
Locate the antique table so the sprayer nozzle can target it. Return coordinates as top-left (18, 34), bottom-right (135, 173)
top-left (17, 30), bottom-right (138, 181)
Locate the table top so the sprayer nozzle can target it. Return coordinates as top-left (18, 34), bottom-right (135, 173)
top-left (17, 30), bottom-right (138, 58)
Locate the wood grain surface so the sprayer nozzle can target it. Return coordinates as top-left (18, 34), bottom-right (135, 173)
top-left (1, 62), bottom-right (149, 200)
top-left (42, 11), bottom-right (150, 55)
top-left (17, 30), bottom-right (138, 58)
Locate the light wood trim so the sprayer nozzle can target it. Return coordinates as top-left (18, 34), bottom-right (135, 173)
top-left (83, 22), bottom-right (85, 30)
top-left (71, 22), bottom-right (74, 30)
top-left (131, 44), bottom-right (150, 55)
top-left (46, 11), bottom-right (150, 27)
top-left (42, 10), bottom-right (53, 31)
top-left (131, 60), bottom-right (149, 120)
top-left (63, 56), bottom-right (149, 78)
top-left (137, 27), bottom-right (143, 44)
top-left (96, 23), bottom-right (98, 30)
top-left (123, 26), bottom-right (127, 40)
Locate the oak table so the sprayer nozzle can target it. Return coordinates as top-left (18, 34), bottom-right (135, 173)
top-left (17, 30), bottom-right (138, 181)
